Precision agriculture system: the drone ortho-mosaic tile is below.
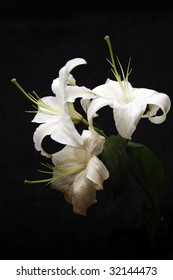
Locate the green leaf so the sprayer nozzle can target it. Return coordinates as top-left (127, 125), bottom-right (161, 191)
top-left (101, 134), bottom-right (129, 198)
top-left (127, 141), bottom-right (164, 204)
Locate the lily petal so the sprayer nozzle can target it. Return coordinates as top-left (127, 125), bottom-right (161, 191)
top-left (51, 114), bottom-right (83, 147)
top-left (132, 88), bottom-right (171, 120)
top-left (65, 85), bottom-right (95, 102)
top-left (33, 122), bottom-right (58, 157)
top-left (86, 156), bottom-right (109, 189)
top-left (64, 171), bottom-right (97, 216)
top-left (51, 146), bottom-right (86, 193)
top-left (87, 96), bottom-right (114, 124)
top-left (93, 79), bottom-right (124, 99)
top-left (33, 113), bottom-right (83, 157)
top-left (32, 96), bottom-right (62, 123)
top-left (52, 145), bottom-right (86, 167)
top-left (80, 99), bottom-right (91, 113)
top-left (81, 129), bottom-right (105, 156)
top-left (113, 101), bottom-right (147, 139)
top-left (52, 58), bottom-right (87, 97)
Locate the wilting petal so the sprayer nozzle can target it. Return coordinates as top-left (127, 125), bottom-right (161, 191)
top-left (81, 129), bottom-right (105, 156)
top-left (64, 171), bottom-right (97, 216)
top-left (52, 156), bottom-right (98, 216)
top-left (51, 171), bottom-right (76, 193)
top-left (113, 101), bottom-right (147, 139)
top-left (86, 156), bottom-right (109, 189)
top-left (51, 146), bottom-right (86, 193)
top-left (52, 145), bottom-right (86, 167)
top-left (50, 127), bottom-right (109, 215)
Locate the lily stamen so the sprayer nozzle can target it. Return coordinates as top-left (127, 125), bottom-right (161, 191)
top-left (11, 78), bottom-right (62, 115)
top-left (25, 163), bottom-right (86, 185)
top-left (104, 35), bottom-right (132, 103)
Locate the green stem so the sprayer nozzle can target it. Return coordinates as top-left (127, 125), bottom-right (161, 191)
top-left (130, 166), bottom-right (154, 205)
top-left (129, 166), bottom-right (164, 222)
top-left (81, 117), bottom-right (108, 138)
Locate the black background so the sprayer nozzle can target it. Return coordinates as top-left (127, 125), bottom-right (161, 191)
top-left (1, 0), bottom-right (173, 260)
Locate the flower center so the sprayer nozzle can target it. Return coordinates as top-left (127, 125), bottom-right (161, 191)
top-left (53, 163), bottom-right (86, 178)
top-left (121, 81), bottom-right (131, 104)
top-left (24, 162), bottom-right (86, 185)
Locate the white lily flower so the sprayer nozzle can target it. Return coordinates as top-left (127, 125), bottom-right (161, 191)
top-left (87, 36), bottom-right (171, 140)
top-left (50, 129), bottom-right (109, 215)
top-left (87, 79), bottom-right (171, 139)
top-left (30, 58), bottom-right (95, 157)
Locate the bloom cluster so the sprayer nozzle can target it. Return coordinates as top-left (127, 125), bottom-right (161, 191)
top-left (12, 36), bottom-right (171, 215)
